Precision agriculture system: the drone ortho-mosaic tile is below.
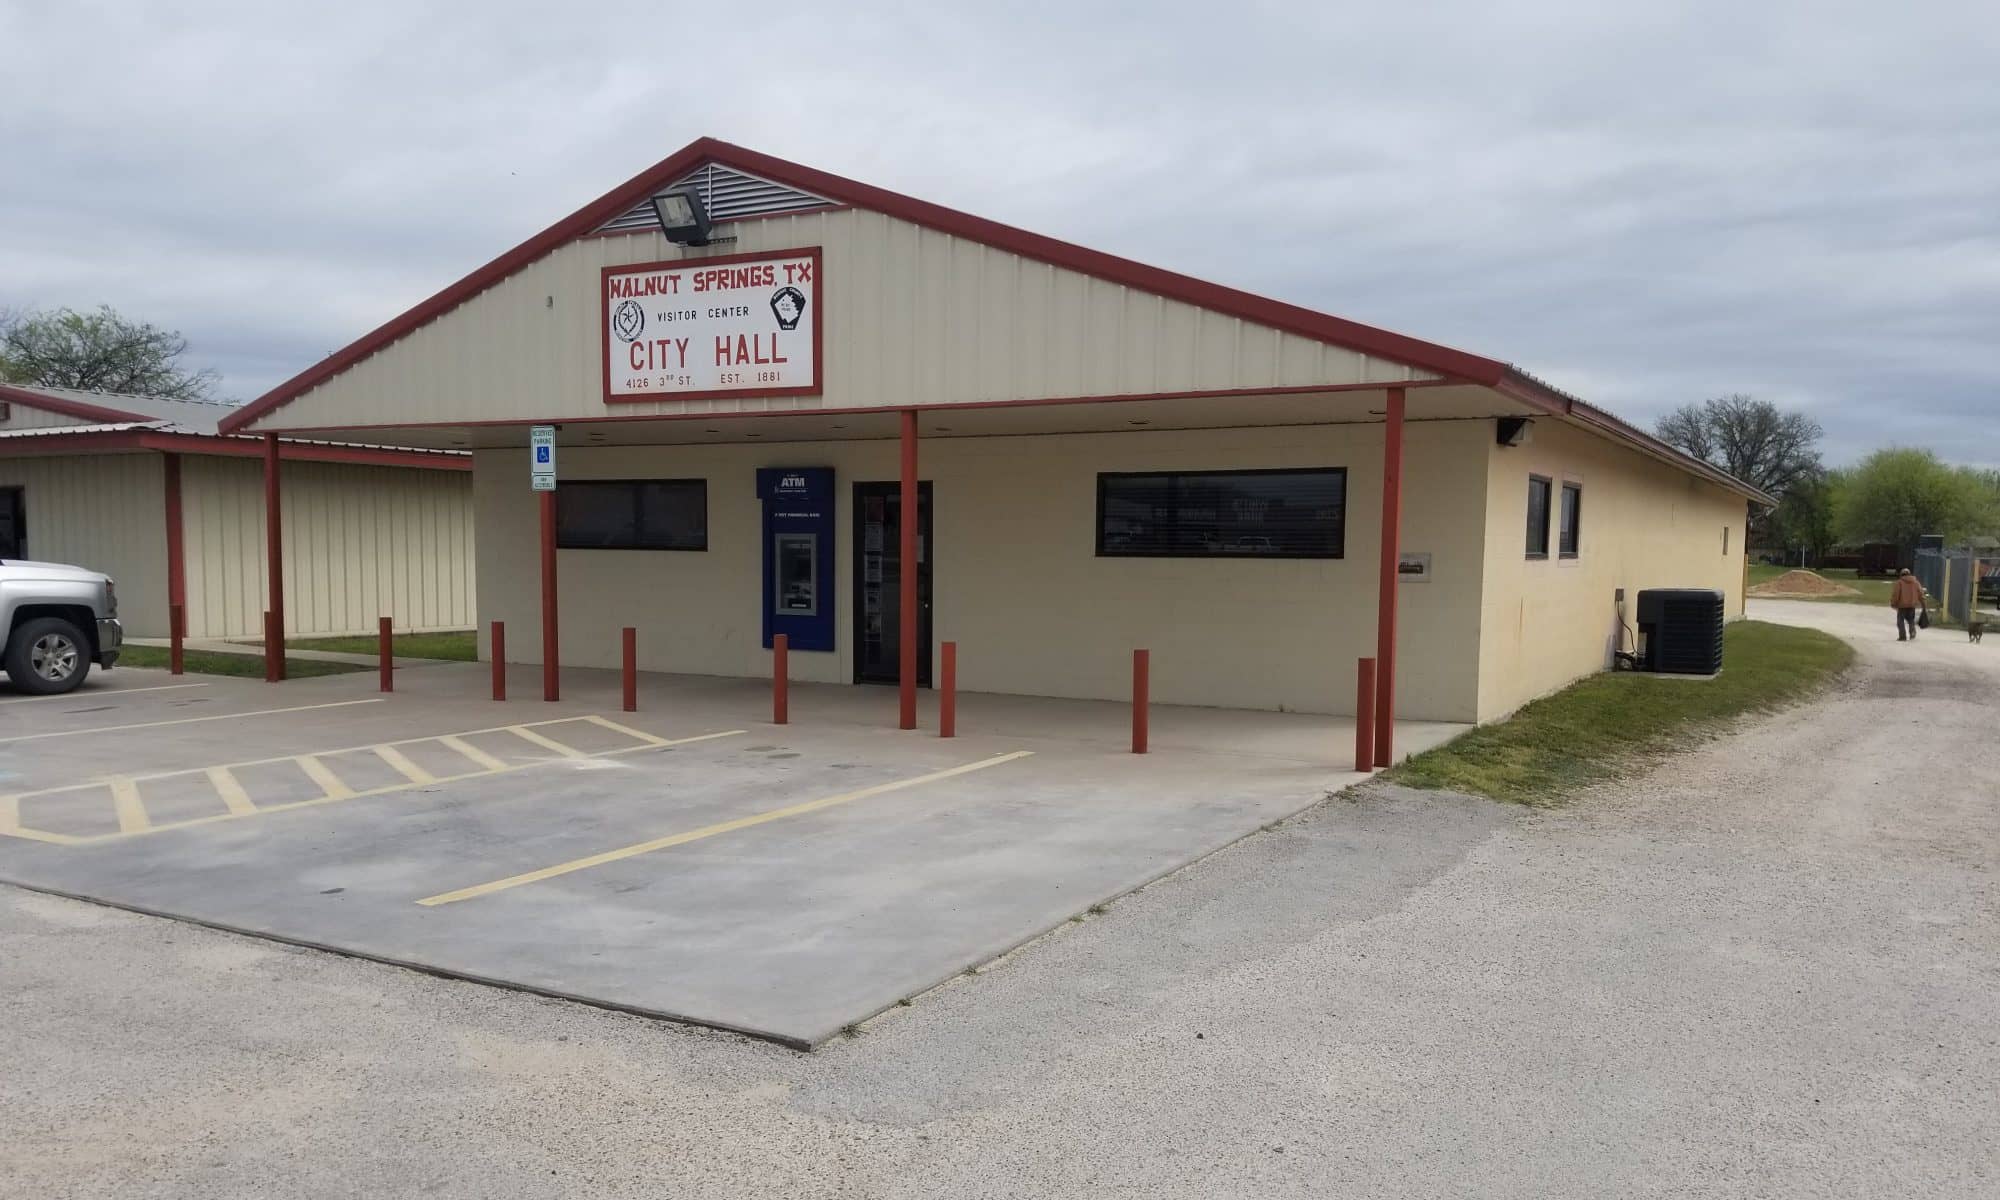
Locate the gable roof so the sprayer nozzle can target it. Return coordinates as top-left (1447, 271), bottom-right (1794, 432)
top-left (0, 383), bottom-right (244, 435)
top-left (0, 382), bottom-right (469, 470)
top-left (219, 137), bottom-right (1510, 437)
top-left (213, 138), bottom-right (1769, 504)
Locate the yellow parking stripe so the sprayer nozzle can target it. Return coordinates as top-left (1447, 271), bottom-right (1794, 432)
top-left (108, 778), bottom-right (149, 834)
top-left (294, 757), bottom-right (352, 801)
top-left (505, 725), bottom-right (588, 758)
top-left (372, 744), bottom-right (437, 785)
top-left (0, 726), bottom-right (748, 845)
top-left (417, 750), bottom-right (1034, 907)
top-left (582, 714), bottom-right (670, 746)
top-left (206, 766), bottom-right (259, 815)
top-left (0, 682), bottom-right (209, 706)
top-left (438, 736), bottom-right (509, 773)
top-left (0, 698), bottom-right (386, 744)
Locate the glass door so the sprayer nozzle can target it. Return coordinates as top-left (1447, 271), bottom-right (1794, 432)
top-left (852, 481), bottom-right (932, 686)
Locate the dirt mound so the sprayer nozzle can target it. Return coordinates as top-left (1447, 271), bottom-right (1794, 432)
top-left (1749, 569), bottom-right (1861, 598)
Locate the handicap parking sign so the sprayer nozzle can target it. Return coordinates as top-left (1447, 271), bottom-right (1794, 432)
top-left (530, 425), bottom-right (557, 491)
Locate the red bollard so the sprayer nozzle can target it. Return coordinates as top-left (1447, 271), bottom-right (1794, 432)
top-left (772, 633), bottom-right (789, 725)
top-left (490, 621), bottom-right (506, 701)
top-left (1354, 657), bottom-right (1377, 773)
top-left (378, 616), bottom-right (393, 693)
top-left (940, 641), bottom-right (957, 738)
top-left (621, 626), bottom-right (637, 713)
top-left (1132, 648), bottom-right (1150, 754)
top-left (169, 604), bottom-right (185, 676)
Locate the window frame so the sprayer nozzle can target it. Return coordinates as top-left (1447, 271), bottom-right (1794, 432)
top-left (1525, 474), bottom-right (1552, 560)
top-left (554, 478), bottom-right (708, 552)
top-left (1094, 466), bottom-right (1348, 561)
top-left (0, 486), bottom-right (23, 559)
top-left (1558, 480), bottom-right (1582, 560)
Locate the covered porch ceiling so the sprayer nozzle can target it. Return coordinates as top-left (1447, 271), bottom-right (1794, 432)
top-left (273, 383), bottom-right (1536, 452)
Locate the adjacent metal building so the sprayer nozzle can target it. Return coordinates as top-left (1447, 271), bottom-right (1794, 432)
top-left (0, 383), bottom-right (474, 639)
top-left (218, 138), bottom-right (1767, 752)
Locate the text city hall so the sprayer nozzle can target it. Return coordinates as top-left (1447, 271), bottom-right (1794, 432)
top-left (627, 333), bottom-right (791, 371)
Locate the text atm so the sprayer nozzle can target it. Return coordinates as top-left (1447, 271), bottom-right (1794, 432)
top-left (756, 467), bottom-right (836, 651)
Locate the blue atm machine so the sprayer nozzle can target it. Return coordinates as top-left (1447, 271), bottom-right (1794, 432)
top-left (756, 467), bottom-right (836, 652)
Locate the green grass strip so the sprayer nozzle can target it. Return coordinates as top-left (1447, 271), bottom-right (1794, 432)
top-left (279, 630), bottom-right (477, 660)
top-left (1386, 620), bottom-right (1852, 807)
top-left (117, 644), bottom-right (369, 679)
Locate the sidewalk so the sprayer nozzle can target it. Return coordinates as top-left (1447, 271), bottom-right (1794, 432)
top-left (125, 637), bottom-right (448, 670)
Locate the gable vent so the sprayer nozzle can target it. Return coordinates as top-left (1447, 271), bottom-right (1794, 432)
top-left (593, 163), bottom-right (835, 235)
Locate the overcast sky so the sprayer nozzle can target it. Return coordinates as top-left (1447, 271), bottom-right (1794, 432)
top-left (3, 1), bottom-right (1995, 466)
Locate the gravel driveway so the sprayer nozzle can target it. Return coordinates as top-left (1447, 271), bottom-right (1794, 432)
top-left (3, 601), bottom-right (1994, 1198)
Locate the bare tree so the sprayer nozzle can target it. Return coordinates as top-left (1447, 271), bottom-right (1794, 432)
top-left (0, 305), bottom-right (219, 400)
top-left (1656, 393), bottom-right (1822, 498)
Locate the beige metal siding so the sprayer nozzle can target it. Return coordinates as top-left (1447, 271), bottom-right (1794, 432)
top-left (0, 404), bottom-right (98, 431)
top-left (0, 453), bottom-right (169, 635)
top-left (257, 207), bottom-right (1435, 431)
top-left (473, 421), bottom-right (1490, 721)
top-left (1474, 418), bottom-right (1749, 721)
top-left (182, 457), bottom-right (475, 638)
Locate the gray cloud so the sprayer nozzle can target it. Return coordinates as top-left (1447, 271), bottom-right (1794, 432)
top-left (3, 0), bottom-right (1995, 465)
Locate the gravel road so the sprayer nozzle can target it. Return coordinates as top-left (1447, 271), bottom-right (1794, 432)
top-left (3, 601), bottom-right (1994, 1198)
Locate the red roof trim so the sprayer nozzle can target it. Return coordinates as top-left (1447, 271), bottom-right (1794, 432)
top-left (0, 427), bottom-right (471, 470)
top-left (228, 379), bottom-right (1457, 438)
top-left (1493, 371), bottom-right (1772, 505)
top-left (0, 383), bottom-right (152, 424)
top-left (219, 137), bottom-right (1506, 434)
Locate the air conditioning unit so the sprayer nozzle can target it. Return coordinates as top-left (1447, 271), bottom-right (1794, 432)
top-left (1635, 588), bottom-right (1725, 675)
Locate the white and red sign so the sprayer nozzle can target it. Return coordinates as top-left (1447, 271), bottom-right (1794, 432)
top-left (601, 247), bottom-right (821, 404)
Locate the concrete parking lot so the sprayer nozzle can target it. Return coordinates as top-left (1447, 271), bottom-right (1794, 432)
top-left (0, 661), bottom-right (1464, 1046)
top-left (4, 600), bottom-right (1995, 1198)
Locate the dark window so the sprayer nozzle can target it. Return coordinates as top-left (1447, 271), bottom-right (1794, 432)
top-left (1559, 482), bottom-right (1581, 559)
top-left (555, 480), bottom-right (706, 550)
top-left (1097, 468), bottom-right (1345, 559)
top-left (1526, 475), bottom-right (1551, 559)
top-left (0, 487), bottom-right (22, 559)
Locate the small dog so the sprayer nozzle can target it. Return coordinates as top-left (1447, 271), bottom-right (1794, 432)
top-left (1971, 620), bottom-right (1986, 644)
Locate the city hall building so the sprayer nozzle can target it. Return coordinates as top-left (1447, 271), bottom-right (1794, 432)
top-left (221, 138), bottom-right (1764, 749)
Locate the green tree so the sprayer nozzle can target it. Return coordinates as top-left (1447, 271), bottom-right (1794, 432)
top-left (1656, 394), bottom-right (1824, 498)
top-left (1769, 470), bottom-right (1841, 561)
top-left (1835, 448), bottom-right (1994, 547)
top-left (0, 305), bottom-right (218, 400)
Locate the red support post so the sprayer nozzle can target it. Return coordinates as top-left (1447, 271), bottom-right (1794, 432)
top-left (1132, 648), bottom-right (1150, 754)
top-left (168, 604), bottom-right (185, 676)
top-left (490, 620), bottom-right (506, 701)
top-left (772, 633), bottom-right (789, 725)
top-left (1374, 386), bottom-right (1405, 768)
top-left (162, 452), bottom-right (186, 675)
top-left (262, 433), bottom-right (285, 682)
top-left (540, 488), bottom-right (559, 702)
top-left (262, 610), bottom-right (276, 682)
top-left (898, 408), bottom-right (919, 731)
top-left (1354, 657), bottom-right (1377, 773)
top-left (621, 626), bottom-right (637, 713)
top-left (378, 616), bottom-right (393, 693)
top-left (939, 641), bottom-right (957, 738)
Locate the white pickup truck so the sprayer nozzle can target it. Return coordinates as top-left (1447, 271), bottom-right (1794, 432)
top-left (0, 559), bottom-right (123, 694)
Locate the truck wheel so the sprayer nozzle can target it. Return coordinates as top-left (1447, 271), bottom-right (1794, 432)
top-left (3, 616), bottom-right (92, 695)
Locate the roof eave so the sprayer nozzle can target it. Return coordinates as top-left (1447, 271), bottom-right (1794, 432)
top-left (218, 137), bottom-right (1510, 435)
top-left (1494, 370), bottom-right (1776, 506)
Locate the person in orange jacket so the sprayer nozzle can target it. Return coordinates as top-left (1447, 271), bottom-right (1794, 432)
top-left (1891, 568), bottom-right (1926, 641)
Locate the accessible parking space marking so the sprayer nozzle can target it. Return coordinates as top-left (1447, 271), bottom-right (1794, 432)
top-left (0, 717), bottom-right (746, 845)
top-left (416, 749), bottom-right (1035, 907)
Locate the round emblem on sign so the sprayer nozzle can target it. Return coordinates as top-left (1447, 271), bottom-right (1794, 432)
top-left (611, 299), bottom-right (646, 343)
top-left (770, 286), bottom-right (806, 331)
